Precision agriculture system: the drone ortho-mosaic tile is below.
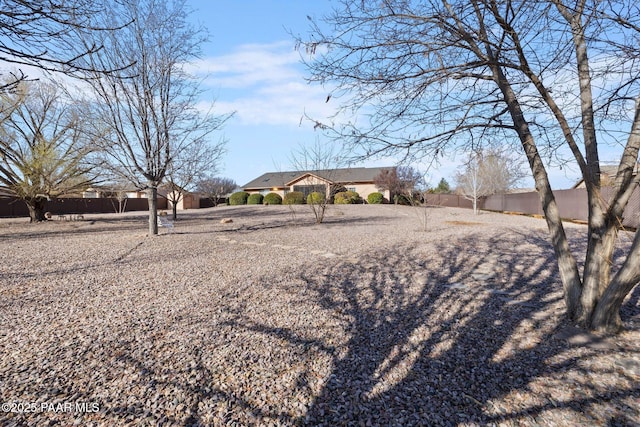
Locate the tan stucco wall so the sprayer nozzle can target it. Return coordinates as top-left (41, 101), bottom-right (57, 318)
top-left (349, 183), bottom-right (388, 201)
top-left (247, 188), bottom-right (287, 198)
top-left (167, 192), bottom-right (199, 210)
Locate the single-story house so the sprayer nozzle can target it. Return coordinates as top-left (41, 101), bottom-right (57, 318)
top-left (242, 167), bottom-right (394, 201)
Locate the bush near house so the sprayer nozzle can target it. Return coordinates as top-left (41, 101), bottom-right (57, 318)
top-left (394, 194), bottom-right (412, 205)
top-left (283, 191), bottom-right (305, 205)
top-left (263, 192), bottom-right (282, 205)
top-left (229, 191), bottom-right (249, 205)
top-left (367, 192), bottom-right (384, 204)
top-left (307, 191), bottom-right (325, 205)
top-left (247, 193), bottom-right (264, 205)
top-left (334, 190), bottom-right (361, 204)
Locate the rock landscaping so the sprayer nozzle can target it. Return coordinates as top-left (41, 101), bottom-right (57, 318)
top-left (0, 204), bottom-right (638, 426)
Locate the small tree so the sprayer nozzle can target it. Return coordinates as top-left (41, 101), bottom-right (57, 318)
top-left (103, 179), bottom-right (131, 213)
top-left (165, 137), bottom-right (226, 220)
top-left (0, 80), bottom-right (96, 221)
top-left (374, 166), bottom-right (423, 204)
top-left (432, 178), bottom-right (451, 194)
top-left (289, 140), bottom-right (344, 224)
top-left (455, 150), bottom-right (524, 215)
top-left (196, 176), bottom-right (237, 207)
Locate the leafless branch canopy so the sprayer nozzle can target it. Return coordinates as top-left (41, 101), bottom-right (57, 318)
top-left (299, 0), bottom-right (640, 332)
top-left (0, 80), bottom-right (97, 215)
top-left (78, 0), bottom-right (230, 191)
top-left (300, 0), bottom-right (640, 173)
top-left (0, 0), bottom-right (132, 92)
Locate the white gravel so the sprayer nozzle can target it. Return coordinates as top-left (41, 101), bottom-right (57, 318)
top-left (0, 204), bottom-right (638, 426)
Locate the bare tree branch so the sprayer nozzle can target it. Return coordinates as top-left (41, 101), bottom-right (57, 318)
top-left (299, 0), bottom-right (640, 333)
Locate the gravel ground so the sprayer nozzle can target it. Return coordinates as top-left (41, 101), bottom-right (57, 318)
top-left (0, 204), bottom-right (638, 426)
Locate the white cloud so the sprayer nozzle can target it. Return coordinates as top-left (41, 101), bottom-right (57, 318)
top-left (191, 41), bottom-right (300, 88)
top-left (190, 41), bottom-right (336, 127)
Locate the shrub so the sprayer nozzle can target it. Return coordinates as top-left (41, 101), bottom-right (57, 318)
top-left (307, 191), bottom-right (325, 205)
top-left (229, 191), bottom-right (249, 205)
top-left (334, 190), bottom-right (361, 204)
top-left (283, 191), bottom-right (305, 205)
top-left (263, 192), bottom-right (282, 205)
top-left (394, 194), bottom-right (412, 205)
top-left (247, 193), bottom-right (264, 205)
top-left (367, 192), bottom-right (384, 204)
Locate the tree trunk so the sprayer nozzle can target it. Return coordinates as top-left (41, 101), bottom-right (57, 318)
top-left (25, 197), bottom-right (48, 222)
top-left (172, 202), bottom-right (178, 221)
top-left (590, 225), bottom-right (640, 333)
top-left (489, 60), bottom-right (583, 320)
top-left (147, 186), bottom-right (158, 236)
top-left (578, 206), bottom-right (616, 326)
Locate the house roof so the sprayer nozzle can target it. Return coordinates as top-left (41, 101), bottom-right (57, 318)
top-left (571, 164), bottom-right (639, 188)
top-left (242, 167), bottom-right (394, 190)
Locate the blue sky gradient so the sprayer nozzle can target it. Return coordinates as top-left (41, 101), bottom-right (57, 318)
top-left (187, 1), bottom-right (585, 190)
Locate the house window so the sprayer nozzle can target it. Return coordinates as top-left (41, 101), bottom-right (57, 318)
top-left (293, 184), bottom-right (326, 199)
top-left (347, 187), bottom-right (356, 192)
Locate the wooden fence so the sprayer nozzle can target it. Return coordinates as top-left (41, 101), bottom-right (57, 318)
top-left (0, 197), bottom-right (168, 218)
top-left (426, 187), bottom-right (640, 229)
top-left (2, 188), bottom-right (639, 228)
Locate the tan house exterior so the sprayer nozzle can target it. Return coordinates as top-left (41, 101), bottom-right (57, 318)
top-left (165, 190), bottom-right (200, 210)
top-left (242, 167), bottom-right (393, 201)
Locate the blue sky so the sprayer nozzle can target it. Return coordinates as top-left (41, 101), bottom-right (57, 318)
top-left (186, 1), bottom-right (583, 189)
top-left (187, 0), bottom-right (340, 188)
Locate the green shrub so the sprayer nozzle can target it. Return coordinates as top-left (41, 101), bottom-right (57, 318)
top-left (307, 191), bottom-right (325, 205)
top-left (229, 191), bottom-right (249, 205)
top-left (283, 191), bottom-right (305, 205)
top-left (394, 194), bottom-right (412, 205)
top-left (367, 192), bottom-right (384, 204)
top-left (334, 190), bottom-right (361, 204)
top-left (263, 192), bottom-right (282, 205)
top-left (247, 193), bottom-right (263, 205)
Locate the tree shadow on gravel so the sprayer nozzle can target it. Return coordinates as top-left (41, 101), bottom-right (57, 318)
top-left (227, 231), bottom-right (640, 426)
top-left (7, 227), bottom-right (637, 426)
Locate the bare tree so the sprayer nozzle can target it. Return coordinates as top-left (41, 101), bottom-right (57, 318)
top-left (374, 166), bottom-right (423, 204)
top-left (301, 0), bottom-right (640, 333)
top-left (455, 150), bottom-right (525, 215)
top-left (0, 80), bottom-right (95, 221)
top-left (103, 179), bottom-right (131, 214)
top-left (165, 137), bottom-right (226, 220)
top-left (0, 0), bottom-right (130, 93)
top-left (78, 0), bottom-right (230, 235)
top-left (402, 169), bottom-right (433, 232)
top-left (196, 176), bottom-right (237, 207)
top-left (289, 139), bottom-right (345, 224)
